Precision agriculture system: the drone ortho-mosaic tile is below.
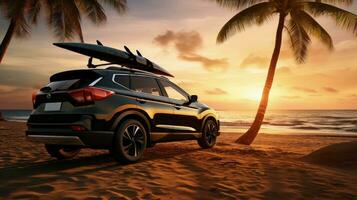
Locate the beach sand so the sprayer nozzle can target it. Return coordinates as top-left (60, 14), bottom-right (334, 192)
top-left (0, 121), bottom-right (357, 199)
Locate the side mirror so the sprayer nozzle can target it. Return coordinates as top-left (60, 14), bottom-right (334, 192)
top-left (190, 95), bottom-right (198, 103)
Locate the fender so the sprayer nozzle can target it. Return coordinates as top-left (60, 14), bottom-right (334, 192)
top-left (110, 109), bottom-right (152, 143)
top-left (111, 109), bottom-right (151, 131)
top-left (201, 114), bottom-right (219, 132)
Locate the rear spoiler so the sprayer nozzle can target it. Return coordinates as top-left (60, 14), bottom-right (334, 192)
top-left (50, 70), bottom-right (102, 82)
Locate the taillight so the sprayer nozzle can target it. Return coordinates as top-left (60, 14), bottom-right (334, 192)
top-left (32, 90), bottom-right (39, 106)
top-left (70, 125), bottom-right (87, 132)
top-left (69, 87), bottom-right (114, 105)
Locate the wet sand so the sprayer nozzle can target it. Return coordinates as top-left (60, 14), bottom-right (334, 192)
top-left (0, 121), bottom-right (357, 199)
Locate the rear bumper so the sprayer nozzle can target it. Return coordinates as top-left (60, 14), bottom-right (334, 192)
top-left (26, 129), bottom-right (114, 148)
top-left (27, 135), bottom-right (85, 146)
top-left (26, 114), bottom-right (114, 148)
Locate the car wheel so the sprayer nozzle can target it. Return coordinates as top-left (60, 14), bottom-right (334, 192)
top-left (45, 144), bottom-right (80, 160)
top-left (111, 119), bottom-right (147, 163)
top-left (198, 119), bottom-right (218, 149)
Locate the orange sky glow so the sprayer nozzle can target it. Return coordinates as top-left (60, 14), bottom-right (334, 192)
top-left (0, 0), bottom-right (357, 110)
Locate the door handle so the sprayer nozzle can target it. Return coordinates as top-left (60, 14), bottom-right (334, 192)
top-left (174, 105), bottom-right (181, 110)
top-left (136, 98), bottom-right (146, 104)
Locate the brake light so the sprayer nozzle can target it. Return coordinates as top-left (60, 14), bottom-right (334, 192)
top-left (69, 87), bottom-right (114, 104)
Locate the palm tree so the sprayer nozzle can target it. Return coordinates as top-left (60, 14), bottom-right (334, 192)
top-left (0, 0), bottom-right (127, 63)
top-left (214, 0), bottom-right (357, 145)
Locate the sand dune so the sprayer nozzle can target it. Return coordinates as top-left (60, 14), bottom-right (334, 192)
top-left (303, 140), bottom-right (357, 169)
top-left (0, 121), bottom-right (357, 199)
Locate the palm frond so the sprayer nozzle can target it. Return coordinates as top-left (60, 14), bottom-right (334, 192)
top-left (213, 0), bottom-right (265, 10)
top-left (74, 18), bottom-right (84, 43)
top-left (286, 18), bottom-right (311, 63)
top-left (3, 0), bottom-right (20, 19)
top-left (100, 0), bottom-right (127, 14)
top-left (26, 0), bottom-right (42, 24)
top-left (302, 2), bottom-right (357, 36)
top-left (291, 10), bottom-right (333, 50)
top-left (46, 0), bottom-right (82, 41)
top-left (314, 0), bottom-right (353, 6)
top-left (76, 0), bottom-right (107, 24)
top-left (0, 1), bottom-right (9, 18)
top-left (217, 2), bottom-right (276, 43)
top-left (14, 16), bottom-right (30, 37)
top-left (6, 0), bottom-right (30, 37)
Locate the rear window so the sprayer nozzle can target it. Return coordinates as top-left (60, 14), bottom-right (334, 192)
top-left (45, 79), bottom-right (79, 91)
top-left (44, 78), bottom-right (97, 92)
top-left (46, 70), bottom-right (101, 91)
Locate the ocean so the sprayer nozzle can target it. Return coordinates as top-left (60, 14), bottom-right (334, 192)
top-left (219, 110), bottom-right (357, 135)
top-left (1, 109), bottom-right (357, 135)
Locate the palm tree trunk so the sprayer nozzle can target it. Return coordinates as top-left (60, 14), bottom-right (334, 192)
top-left (236, 14), bottom-right (286, 145)
top-left (0, 19), bottom-right (16, 64)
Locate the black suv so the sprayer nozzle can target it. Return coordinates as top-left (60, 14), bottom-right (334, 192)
top-left (27, 67), bottom-right (220, 163)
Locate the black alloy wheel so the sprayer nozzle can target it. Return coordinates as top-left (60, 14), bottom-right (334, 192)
top-left (197, 119), bottom-right (218, 149)
top-left (111, 119), bottom-right (147, 163)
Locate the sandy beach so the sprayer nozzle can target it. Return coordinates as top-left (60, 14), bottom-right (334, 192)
top-left (0, 121), bottom-right (357, 199)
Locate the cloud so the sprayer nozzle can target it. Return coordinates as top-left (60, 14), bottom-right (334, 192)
top-left (205, 88), bottom-right (228, 95)
top-left (153, 30), bottom-right (228, 70)
top-left (154, 31), bottom-right (179, 46)
top-left (176, 81), bottom-right (196, 88)
top-left (323, 87), bottom-right (339, 93)
top-left (292, 86), bottom-right (317, 93)
top-left (178, 54), bottom-right (228, 70)
top-left (277, 67), bottom-right (291, 74)
top-left (240, 54), bottom-right (269, 68)
top-left (125, 0), bottom-right (227, 20)
top-left (0, 85), bottom-right (34, 109)
top-left (154, 30), bottom-right (203, 52)
top-left (281, 95), bottom-right (301, 99)
top-left (279, 49), bottom-right (293, 60)
top-left (335, 39), bottom-right (357, 52)
top-left (347, 94), bottom-right (357, 100)
top-left (0, 66), bottom-right (47, 109)
top-left (0, 65), bottom-right (48, 88)
top-left (176, 81), bottom-right (198, 94)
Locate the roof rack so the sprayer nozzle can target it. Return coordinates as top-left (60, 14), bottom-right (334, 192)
top-left (106, 66), bottom-right (148, 72)
top-left (105, 66), bottom-right (170, 80)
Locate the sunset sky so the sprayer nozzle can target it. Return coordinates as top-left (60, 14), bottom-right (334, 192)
top-left (0, 0), bottom-right (357, 110)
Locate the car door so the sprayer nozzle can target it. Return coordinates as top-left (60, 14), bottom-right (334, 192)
top-left (158, 79), bottom-right (200, 130)
top-left (129, 75), bottom-right (175, 127)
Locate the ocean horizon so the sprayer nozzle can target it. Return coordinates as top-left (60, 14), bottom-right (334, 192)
top-left (1, 109), bottom-right (357, 135)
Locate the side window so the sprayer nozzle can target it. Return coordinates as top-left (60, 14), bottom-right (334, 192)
top-left (160, 80), bottom-right (188, 101)
top-left (131, 76), bottom-right (162, 96)
top-left (113, 74), bottom-right (130, 88)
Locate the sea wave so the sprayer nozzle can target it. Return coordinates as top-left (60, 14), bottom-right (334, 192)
top-left (218, 110), bottom-right (357, 134)
top-left (0, 110), bottom-right (31, 122)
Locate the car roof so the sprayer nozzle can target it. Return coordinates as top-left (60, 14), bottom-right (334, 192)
top-left (50, 67), bottom-right (189, 96)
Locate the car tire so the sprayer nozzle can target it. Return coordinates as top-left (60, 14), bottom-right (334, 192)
top-left (111, 119), bottom-right (147, 163)
top-left (45, 144), bottom-right (80, 160)
top-left (197, 119), bottom-right (218, 149)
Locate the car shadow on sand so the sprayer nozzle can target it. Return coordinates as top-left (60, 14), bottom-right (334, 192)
top-left (0, 145), bottom-right (201, 198)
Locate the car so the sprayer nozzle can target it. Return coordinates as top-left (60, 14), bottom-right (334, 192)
top-left (26, 42), bottom-right (220, 163)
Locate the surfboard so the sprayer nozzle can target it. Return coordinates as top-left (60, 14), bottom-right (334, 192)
top-left (53, 42), bottom-right (174, 77)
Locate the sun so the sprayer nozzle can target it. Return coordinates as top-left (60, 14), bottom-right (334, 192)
top-left (244, 87), bottom-right (263, 101)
